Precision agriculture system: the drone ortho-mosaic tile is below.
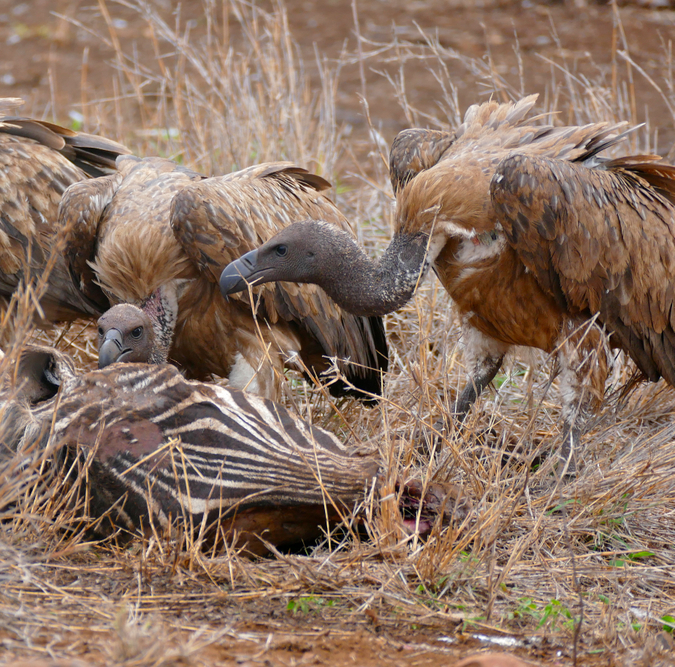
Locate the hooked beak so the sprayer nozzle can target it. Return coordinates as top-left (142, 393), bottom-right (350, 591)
top-left (98, 329), bottom-right (130, 369)
top-left (219, 249), bottom-right (260, 296)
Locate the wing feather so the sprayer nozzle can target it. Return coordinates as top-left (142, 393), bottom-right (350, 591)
top-left (0, 113), bottom-right (129, 321)
top-left (492, 153), bottom-right (675, 383)
top-left (389, 129), bottom-right (456, 194)
top-left (59, 170), bottom-right (125, 310)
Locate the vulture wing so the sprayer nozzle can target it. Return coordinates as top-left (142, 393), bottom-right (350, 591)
top-left (491, 152), bottom-right (675, 384)
top-left (60, 156), bottom-right (203, 307)
top-left (59, 169), bottom-right (125, 311)
top-left (0, 112), bottom-right (130, 322)
top-left (389, 128), bottom-right (456, 194)
top-left (171, 162), bottom-right (388, 395)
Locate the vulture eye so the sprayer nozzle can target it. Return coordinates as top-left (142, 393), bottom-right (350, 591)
top-left (275, 244), bottom-right (288, 257)
top-left (98, 327), bottom-right (104, 337)
top-left (131, 326), bottom-right (143, 339)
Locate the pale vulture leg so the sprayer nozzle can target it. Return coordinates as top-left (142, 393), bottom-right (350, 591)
top-left (453, 325), bottom-right (510, 420)
top-left (228, 324), bottom-right (306, 400)
top-left (424, 327), bottom-right (507, 454)
top-left (555, 322), bottom-right (609, 470)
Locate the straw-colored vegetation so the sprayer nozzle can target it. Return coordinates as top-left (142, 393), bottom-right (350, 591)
top-left (2, 1), bottom-right (675, 664)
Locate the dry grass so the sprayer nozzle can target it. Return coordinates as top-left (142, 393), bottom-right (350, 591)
top-left (2, 1), bottom-right (675, 665)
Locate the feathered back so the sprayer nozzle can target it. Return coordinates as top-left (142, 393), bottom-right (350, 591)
top-left (0, 100), bottom-right (131, 322)
top-left (393, 95), bottom-right (630, 237)
top-left (61, 155), bottom-right (201, 307)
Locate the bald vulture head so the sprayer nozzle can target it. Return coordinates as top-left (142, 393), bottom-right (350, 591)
top-left (219, 220), bottom-right (340, 296)
top-left (97, 304), bottom-right (161, 368)
top-left (219, 219), bottom-right (430, 318)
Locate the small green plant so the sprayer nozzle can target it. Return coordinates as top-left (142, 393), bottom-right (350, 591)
top-left (286, 596), bottom-right (335, 614)
top-left (537, 600), bottom-right (575, 632)
top-left (461, 615), bottom-right (486, 632)
top-left (546, 498), bottom-right (580, 515)
top-left (609, 550), bottom-right (655, 567)
top-left (507, 598), bottom-right (576, 632)
top-left (507, 597), bottom-right (540, 622)
top-left (662, 615), bottom-right (675, 633)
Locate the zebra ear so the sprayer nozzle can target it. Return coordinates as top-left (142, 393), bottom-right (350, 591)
top-left (15, 346), bottom-right (74, 404)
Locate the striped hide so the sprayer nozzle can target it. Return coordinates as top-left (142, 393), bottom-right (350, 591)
top-left (1, 347), bottom-right (380, 554)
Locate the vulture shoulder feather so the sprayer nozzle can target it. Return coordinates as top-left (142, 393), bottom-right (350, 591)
top-left (393, 97), bottom-right (629, 240)
top-left (61, 155), bottom-right (201, 306)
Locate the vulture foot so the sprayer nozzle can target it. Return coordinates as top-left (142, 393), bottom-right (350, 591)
top-left (414, 348), bottom-right (507, 456)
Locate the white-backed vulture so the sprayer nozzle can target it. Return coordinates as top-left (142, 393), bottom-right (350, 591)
top-left (0, 345), bottom-right (456, 554)
top-left (220, 95), bottom-right (675, 465)
top-left (0, 98), bottom-right (130, 326)
top-left (60, 156), bottom-right (388, 401)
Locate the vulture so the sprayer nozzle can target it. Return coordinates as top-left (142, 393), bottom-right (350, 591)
top-left (0, 98), bottom-right (130, 326)
top-left (60, 156), bottom-right (388, 402)
top-left (0, 344), bottom-right (456, 554)
top-left (220, 94), bottom-right (675, 464)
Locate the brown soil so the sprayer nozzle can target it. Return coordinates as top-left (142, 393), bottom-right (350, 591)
top-left (1, 0), bottom-right (675, 150)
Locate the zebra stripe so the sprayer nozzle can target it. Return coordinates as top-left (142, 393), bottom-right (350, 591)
top-left (8, 357), bottom-right (379, 550)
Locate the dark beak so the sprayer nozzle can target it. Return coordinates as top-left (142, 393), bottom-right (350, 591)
top-left (219, 249), bottom-right (260, 296)
top-left (98, 329), bottom-right (128, 369)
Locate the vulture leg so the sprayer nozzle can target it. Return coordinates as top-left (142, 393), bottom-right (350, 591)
top-left (454, 326), bottom-right (510, 419)
top-left (423, 328), bottom-right (508, 450)
top-left (555, 322), bottom-right (609, 471)
top-left (455, 356), bottom-right (505, 419)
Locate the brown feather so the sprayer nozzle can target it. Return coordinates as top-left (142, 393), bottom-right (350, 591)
top-left (492, 152), bottom-right (675, 385)
top-left (0, 101), bottom-right (130, 325)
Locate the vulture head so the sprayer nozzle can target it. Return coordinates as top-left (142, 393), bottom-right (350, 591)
top-left (219, 220), bottom-right (342, 295)
top-left (220, 220), bottom-right (432, 318)
top-left (97, 303), bottom-right (163, 368)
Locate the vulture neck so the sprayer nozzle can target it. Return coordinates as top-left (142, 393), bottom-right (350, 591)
top-left (316, 232), bottom-right (437, 317)
top-left (139, 284), bottom-right (179, 363)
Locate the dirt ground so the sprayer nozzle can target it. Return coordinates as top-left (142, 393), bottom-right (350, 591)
top-left (2, 1), bottom-right (675, 666)
top-left (1, 0), bottom-right (675, 152)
